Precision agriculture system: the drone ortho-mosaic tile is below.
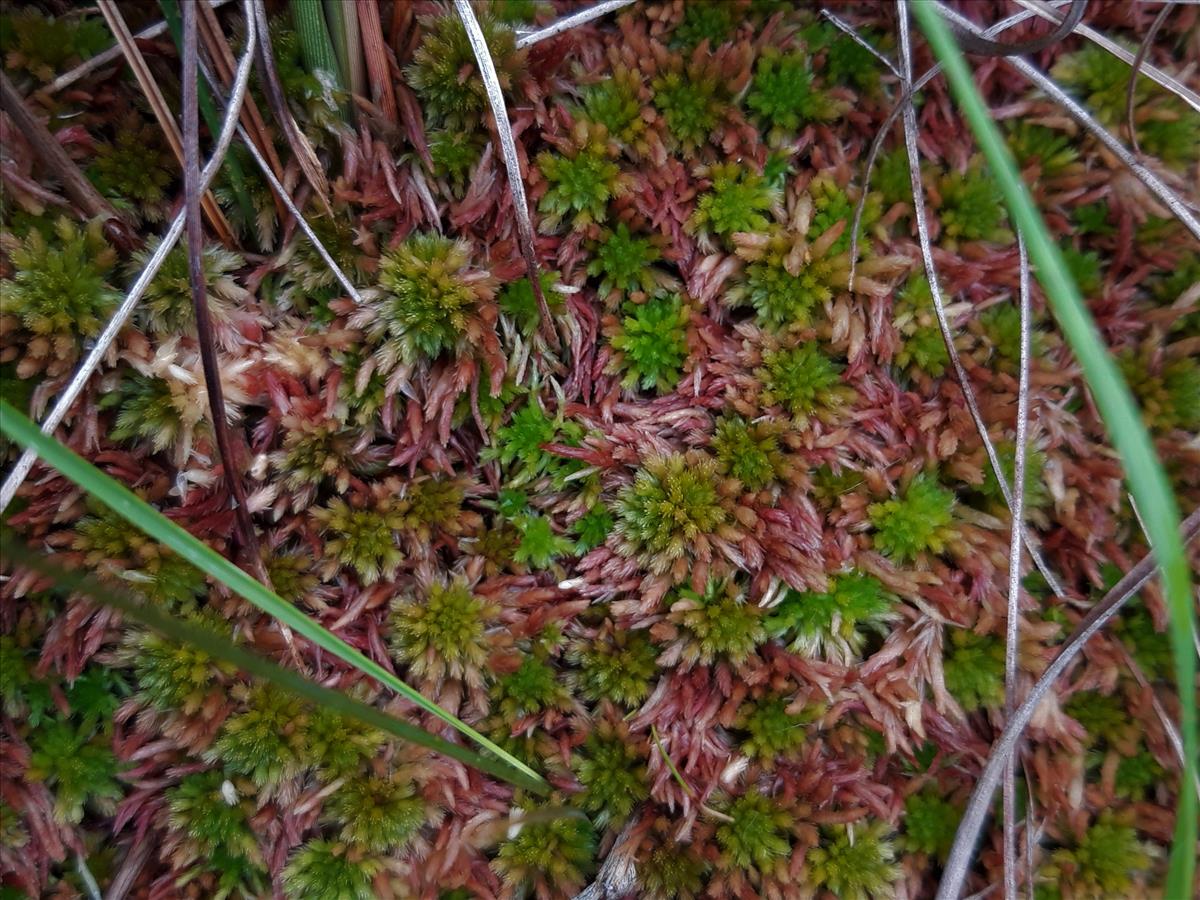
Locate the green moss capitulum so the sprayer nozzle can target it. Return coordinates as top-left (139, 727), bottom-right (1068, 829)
top-left (615, 452), bottom-right (732, 575)
top-left (609, 294), bottom-right (691, 393)
top-left (868, 473), bottom-right (959, 562)
top-left (371, 232), bottom-right (497, 363)
top-left (389, 579), bottom-right (498, 686)
top-left (715, 790), bottom-right (793, 872)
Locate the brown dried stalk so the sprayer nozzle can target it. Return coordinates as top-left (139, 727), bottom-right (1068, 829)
top-left (0, 72), bottom-right (136, 251)
top-left (95, 0), bottom-right (235, 246)
top-left (357, 0), bottom-right (398, 125)
top-left (180, 2), bottom-right (270, 588)
top-left (1125, 2), bottom-right (1175, 157)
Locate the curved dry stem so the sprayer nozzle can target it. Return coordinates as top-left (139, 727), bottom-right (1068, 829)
top-left (1013, 0), bottom-right (1200, 114)
top-left (42, 0), bottom-right (233, 96)
top-left (950, 0), bottom-right (1086, 57)
top-left (895, 0), bottom-right (1069, 604)
top-left (1125, 2), bottom-right (1175, 156)
top-left (934, 1), bottom-right (1200, 243)
top-left (1002, 233), bottom-right (1033, 900)
top-left (454, 0), bottom-right (559, 348)
top-left (818, 9), bottom-right (900, 77)
top-left (0, 0), bottom-right (257, 516)
top-left (514, 0), bottom-right (636, 49)
top-left (934, 508), bottom-right (1200, 900)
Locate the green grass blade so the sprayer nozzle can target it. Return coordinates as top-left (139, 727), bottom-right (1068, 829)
top-left (911, 6), bottom-right (1197, 896)
top-left (0, 400), bottom-right (547, 792)
top-left (290, 0), bottom-right (348, 121)
top-left (0, 535), bottom-right (545, 792)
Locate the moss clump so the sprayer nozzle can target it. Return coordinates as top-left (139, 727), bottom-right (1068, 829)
top-left (1006, 122), bottom-right (1080, 181)
top-left (1052, 44), bottom-right (1199, 168)
top-left (271, 415), bottom-right (386, 496)
top-left (537, 124), bottom-right (627, 231)
top-left (747, 48), bottom-right (843, 141)
top-left (167, 770), bottom-right (263, 870)
top-left (673, 0), bottom-right (736, 49)
top-left (586, 223), bottom-right (663, 297)
top-left (868, 473), bottom-right (958, 562)
top-left (1113, 599), bottom-right (1172, 682)
top-left (615, 452), bottom-right (732, 575)
top-left (568, 628), bottom-right (658, 708)
top-left (486, 399), bottom-right (583, 485)
top-left (727, 230), bottom-right (840, 329)
top-left (101, 371), bottom-right (186, 454)
top-left (641, 838), bottom-right (709, 900)
top-left (206, 685), bottom-right (309, 788)
top-left (0, 637), bottom-right (53, 723)
top-left (573, 722), bottom-right (648, 828)
top-left (493, 656), bottom-right (573, 721)
top-left (0, 8), bottom-right (111, 82)
top-left (0, 217), bottom-right (119, 377)
top-left (26, 717), bottom-right (123, 824)
top-left (715, 790), bottom-right (793, 871)
top-left (943, 629), bottom-right (1006, 712)
top-left (492, 808), bottom-right (597, 897)
top-left (652, 66), bottom-right (727, 155)
top-left (512, 512), bottom-right (576, 569)
top-left (712, 414), bottom-right (790, 492)
top-left (428, 128), bottom-right (485, 192)
top-left (395, 477), bottom-right (471, 540)
top-left (806, 821), bottom-right (899, 900)
top-left (389, 579), bottom-right (498, 687)
top-left (128, 613), bottom-right (236, 715)
top-left (735, 694), bottom-right (816, 764)
top-left (88, 118), bottom-right (175, 224)
top-left (498, 272), bottom-right (564, 337)
top-left (1064, 690), bottom-right (1136, 747)
top-left (609, 294), bottom-right (691, 393)
top-left (133, 240), bottom-right (245, 338)
top-left (577, 67), bottom-right (647, 149)
top-left (1042, 813), bottom-right (1150, 898)
top-left (690, 163), bottom-right (778, 247)
top-left (302, 707), bottom-right (385, 781)
top-left (325, 774), bottom-right (426, 853)
top-left (758, 342), bottom-right (849, 423)
top-left (903, 791), bottom-right (960, 861)
top-left (1119, 350), bottom-right (1200, 433)
top-left (892, 275), bottom-right (950, 378)
top-left (977, 441), bottom-right (1051, 514)
top-left (672, 578), bottom-right (766, 666)
top-left (765, 572), bottom-right (897, 664)
top-left (572, 504), bottom-right (614, 553)
top-left (978, 302), bottom-right (1047, 372)
top-left (371, 232), bottom-right (498, 364)
top-left (312, 497), bottom-right (406, 585)
top-left (406, 13), bottom-right (524, 129)
top-left (281, 840), bottom-right (381, 900)
top-left (936, 159), bottom-right (1011, 246)
top-left (807, 175), bottom-right (879, 255)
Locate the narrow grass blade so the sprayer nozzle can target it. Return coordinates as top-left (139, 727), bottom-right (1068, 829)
top-left (291, 0), bottom-right (347, 121)
top-left (911, 6), bottom-right (1197, 898)
top-left (0, 536), bottom-right (546, 793)
top-left (0, 401), bottom-right (547, 792)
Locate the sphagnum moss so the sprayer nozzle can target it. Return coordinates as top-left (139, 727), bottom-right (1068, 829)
top-left (4, 2), bottom-right (1198, 896)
